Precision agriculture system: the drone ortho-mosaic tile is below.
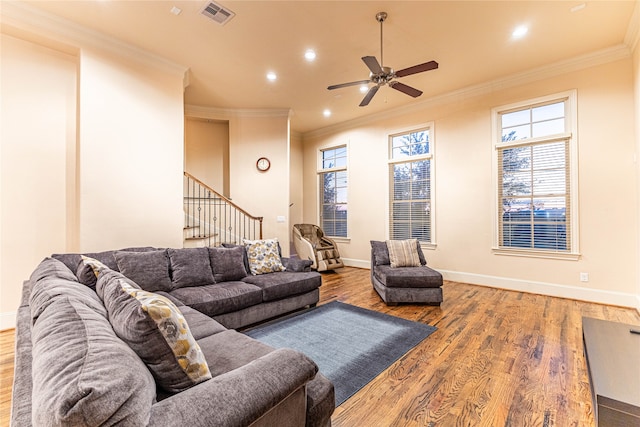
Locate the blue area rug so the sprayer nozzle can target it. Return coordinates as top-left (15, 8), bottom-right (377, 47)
top-left (245, 301), bottom-right (437, 405)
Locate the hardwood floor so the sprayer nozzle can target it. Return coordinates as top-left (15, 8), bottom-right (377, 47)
top-left (1, 267), bottom-right (638, 426)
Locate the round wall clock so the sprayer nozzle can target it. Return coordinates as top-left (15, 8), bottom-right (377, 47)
top-left (256, 157), bottom-right (271, 172)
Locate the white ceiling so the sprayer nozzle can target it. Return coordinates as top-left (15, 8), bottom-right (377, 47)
top-left (17, 1), bottom-right (640, 133)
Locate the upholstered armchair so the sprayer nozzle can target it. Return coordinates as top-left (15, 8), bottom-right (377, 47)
top-left (370, 239), bottom-right (443, 305)
top-left (293, 224), bottom-right (344, 272)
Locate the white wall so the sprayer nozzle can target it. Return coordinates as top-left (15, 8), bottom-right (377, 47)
top-left (303, 58), bottom-right (639, 308)
top-left (0, 34), bottom-right (77, 329)
top-left (185, 118), bottom-right (230, 196)
top-left (0, 9), bottom-right (187, 329)
top-left (289, 131), bottom-right (304, 255)
top-left (185, 107), bottom-right (293, 255)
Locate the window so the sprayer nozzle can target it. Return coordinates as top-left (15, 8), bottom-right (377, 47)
top-left (319, 146), bottom-right (347, 237)
top-left (493, 91), bottom-right (578, 257)
top-left (389, 126), bottom-right (434, 244)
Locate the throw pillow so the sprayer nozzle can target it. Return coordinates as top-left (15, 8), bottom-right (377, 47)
top-left (168, 248), bottom-right (215, 288)
top-left (243, 238), bottom-right (286, 275)
top-left (208, 246), bottom-right (248, 282)
top-left (114, 250), bottom-right (173, 292)
top-left (386, 239), bottom-right (422, 268)
top-left (96, 268), bottom-right (211, 393)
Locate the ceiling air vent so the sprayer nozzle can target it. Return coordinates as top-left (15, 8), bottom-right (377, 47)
top-left (201, 1), bottom-right (235, 25)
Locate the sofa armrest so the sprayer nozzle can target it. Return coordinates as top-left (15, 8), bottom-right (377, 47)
top-left (148, 348), bottom-right (318, 427)
top-left (281, 257), bottom-right (313, 272)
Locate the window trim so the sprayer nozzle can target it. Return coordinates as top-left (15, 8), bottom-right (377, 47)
top-left (386, 123), bottom-right (437, 248)
top-left (491, 90), bottom-right (580, 260)
top-left (317, 144), bottom-right (349, 239)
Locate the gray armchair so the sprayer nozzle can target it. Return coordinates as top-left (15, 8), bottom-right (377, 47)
top-left (370, 240), bottom-right (443, 305)
top-left (293, 224), bottom-right (344, 272)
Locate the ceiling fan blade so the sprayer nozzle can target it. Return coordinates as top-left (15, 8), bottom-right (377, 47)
top-left (394, 60), bottom-right (439, 78)
top-left (359, 85), bottom-right (380, 107)
top-left (327, 80), bottom-right (371, 90)
top-left (362, 56), bottom-right (383, 74)
top-left (389, 81), bottom-right (423, 98)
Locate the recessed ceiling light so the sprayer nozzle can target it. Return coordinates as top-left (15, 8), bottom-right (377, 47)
top-left (266, 72), bottom-right (277, 82)
top-left (170, 6), bottom-right (182, 15)
top-left (512, 25), bottom-right (528, 39)
top-left (359, 85), bottom-right (369, 93)
top-left (304, 49), bottom-right (317, 62)
top-left (323, 109), bottom-right (331, 117)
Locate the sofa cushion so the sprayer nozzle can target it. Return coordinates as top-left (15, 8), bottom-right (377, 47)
top-left (31, 289), bottom-right (155, 425)
top-left (30, 258), bottom-right (104, 322)
top-left (242, 271), bottom-right (321, 302)
top-left (168, 247), bottom-right (215, 289)
top-left (51, 246), bottom-right (156, 281)
top-left (179, 305), bottom-right (227, 340)
top-left (208, 246), bottom-right (248, 282)
top-left (114, 249), bottom-right (173, 292)
top-left (97, 268), bottom-right (211, 393)
top-left (373, 265), bottom-right (443, 288)
top-left (243, 238), bottom-right (286, 275)
top-left (386, 239), bottom-right (421, 268)
top-left (221, 243), bottom-right (251, 273)
top-left (169, 282), bottom-right (263, 317)
top-left (197, 329), bottom-right (274, 376)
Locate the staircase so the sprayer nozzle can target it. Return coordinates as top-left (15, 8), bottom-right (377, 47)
top-left (183, 172), bottom-right (263, 248)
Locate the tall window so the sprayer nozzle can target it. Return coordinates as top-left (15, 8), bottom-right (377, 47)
top-left (493, 91), bottom-right (578, 256)
top-left (319, 146), bottom-right (347, 237)
top-left (389, 127), bottom-right (434, 244)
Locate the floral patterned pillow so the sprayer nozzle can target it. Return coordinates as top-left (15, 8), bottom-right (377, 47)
top-left (242, 238), bottom-right (286, 275)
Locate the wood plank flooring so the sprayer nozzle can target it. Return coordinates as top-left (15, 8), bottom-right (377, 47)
top-left (1, 267), bottom-right (639, 426)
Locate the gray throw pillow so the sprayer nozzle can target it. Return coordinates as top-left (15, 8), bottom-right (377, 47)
top-left (114, 250), bottom-right (173, 292)
top-left (95, 265), bottom-right (212, 393)
top-left (370, 240), bottom-right (427, 266)
top-left (168, 248), bottom-right (215, 288)
top-left (208, 246), bottom-right (248, 282)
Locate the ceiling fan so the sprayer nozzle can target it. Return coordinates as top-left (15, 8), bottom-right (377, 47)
top-left (327, 11), bottom-right (438, 107)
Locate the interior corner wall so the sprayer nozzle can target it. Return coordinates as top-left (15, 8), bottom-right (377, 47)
top-left (289, 132), bottom-right (304, 255)
top-left (228, 115), bottom-right (291, 255)
top-left (0, 33), bottom-right (77, 330)
top-left (302, 58), bottom-right (638, 307)
top-left (79, 48), bottom-right (185, 252)
top-left (185, 118), bottom-right (229, 196)
top-left (634, 39), bottom-right (640, 312)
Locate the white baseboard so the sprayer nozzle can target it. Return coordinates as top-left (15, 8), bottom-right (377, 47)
top-left (0, 311), bottom-right (16, 331)
top-left (440, 269), bottom-right (639, 309)
top-left (341, 258), bottom-right (639, 310)
top-left (342, 258), bottom-right (370, 269)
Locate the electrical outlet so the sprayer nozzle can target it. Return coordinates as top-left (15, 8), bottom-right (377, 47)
top-left (580, 272), bottom-right (589, 282)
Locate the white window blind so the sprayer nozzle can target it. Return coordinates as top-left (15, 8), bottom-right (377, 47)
top-left (389, 128), bottom-right (433, 243)
top-left (319, 146), bottom-right (347, 237)
top-left (495, 96), bottom-right (576, 254)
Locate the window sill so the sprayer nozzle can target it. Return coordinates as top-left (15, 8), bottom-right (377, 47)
top-left (329, 237), bottom-right (351, 244)
top-left (420, 242), bottom-right (437, 250)
top-left (492, 247), bottom-right (581, 261)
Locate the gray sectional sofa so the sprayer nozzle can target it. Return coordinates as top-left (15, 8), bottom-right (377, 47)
top-left (11, 245), bottom-right (335, 427)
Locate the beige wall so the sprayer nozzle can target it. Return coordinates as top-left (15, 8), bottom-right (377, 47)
top-left (184, 108), bottom-right (293, 254)
top-left (0, 34), bottom-right (77, 329)
top-left (634, 34), bottom-right (640, 311)
top-left (0, 25), bottom-right (186, 329)
top-left (229, 114), bottom-right (292, 255)
top-left (185, 118), bottom-right (230, 196)
top-left (290, 132), bottom-right (304, 255)
top-left (303, 59), bottom-right (638, 308)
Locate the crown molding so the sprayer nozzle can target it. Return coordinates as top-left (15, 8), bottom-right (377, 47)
top-left (0, 1), bottom-right (188, 78)
top-left (185, 104), bottom-right (292, 120)
top-left (625, 0), bottom-right (640, 52)
top-left (303, 44), bottom-right (631, 140)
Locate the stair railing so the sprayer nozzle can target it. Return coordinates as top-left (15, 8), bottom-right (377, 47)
top-left (184, 172), bottom-right (263, 247)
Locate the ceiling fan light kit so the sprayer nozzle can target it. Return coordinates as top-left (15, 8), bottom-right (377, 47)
top-left (327, 11), bottom-right (438, 107)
